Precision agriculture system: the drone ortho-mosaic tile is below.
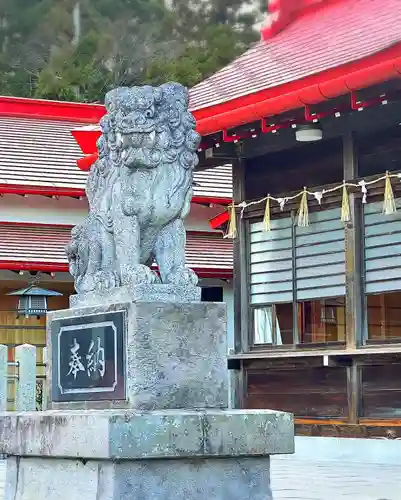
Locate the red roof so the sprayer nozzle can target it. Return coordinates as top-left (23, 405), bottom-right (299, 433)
top-left (261, 0), bottom-right (330, 40)
top-left (0, 223), bottom-right (232, 277)
top-left (0, 116), bottom-right (232, 201)
top-left (191, 0), bottom-right (401, 135)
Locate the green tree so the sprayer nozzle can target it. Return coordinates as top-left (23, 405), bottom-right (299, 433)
top-left (144, 0), bottom-right (260, 87)
top-left (33, 0), bottom-right (179, 100)
top-left (35, 31), bottom-right (113, 101)
top-left (0, 0), bottom-right (262, 101)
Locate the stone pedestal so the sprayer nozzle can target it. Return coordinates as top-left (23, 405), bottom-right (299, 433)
top-left (0, 298), bottom-right (295, 499)
top-left (1, 409), bottom-right (293, 500)
top-left (47, 300), bottom-right (228, 411)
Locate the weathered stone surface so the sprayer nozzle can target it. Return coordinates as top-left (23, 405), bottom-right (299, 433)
top-left (114, 458), bottom-right (272, 500)
top-left (0, 409), bottom-right (294, 460)
top-left (47, 301), bottom-right (228, 411)
top-left (4, 455), bottom-right (273, 500)
top-left (66, 82), bottom-right (202, 304)
top-left (4, 457), bottom-right (114, 500)
top-left (70, 283), bottom-right (201, 308)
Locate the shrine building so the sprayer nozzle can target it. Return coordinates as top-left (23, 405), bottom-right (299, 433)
top-left (193, 0), bottom-right (401, 437)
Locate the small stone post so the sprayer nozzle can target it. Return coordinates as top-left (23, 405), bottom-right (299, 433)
top-left (0, 345), bottom-right (7, 412)
top-left (15, 344), bottom-right (36, 411)
top-left (41, 347), bottom-right (48, 410)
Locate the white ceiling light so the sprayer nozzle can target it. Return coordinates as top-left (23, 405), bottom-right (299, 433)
top-left (295, 124), bottom-right (323, 142)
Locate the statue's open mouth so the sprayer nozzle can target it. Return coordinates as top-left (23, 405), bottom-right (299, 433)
top-left (120, 132), bottom-right (161, 169)
top-left (120, 130), bottom-right (157, 150)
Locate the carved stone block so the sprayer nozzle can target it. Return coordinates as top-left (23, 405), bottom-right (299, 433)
top-left (47, 300), bottom-right (228, 411)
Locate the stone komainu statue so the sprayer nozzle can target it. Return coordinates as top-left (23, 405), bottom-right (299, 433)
top-left (66, 83), bottom-right (201, 295)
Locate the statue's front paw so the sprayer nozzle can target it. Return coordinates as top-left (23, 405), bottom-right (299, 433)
top-left (76, 275), bottom-right (96, 294)
top-left (94, 270), bottom-right (121, 291)
top-left (166, 267), bottom-right (198, 286)
top-left (121, 264), bottom-right (158, 286)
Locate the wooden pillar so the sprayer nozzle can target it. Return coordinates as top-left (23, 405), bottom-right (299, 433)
top-left (232, 146), bottom-right (249, 408)
top-left (291, 211), bottom-right (300, 344)
top-left (347, 362), bottom-right (361, 424)
top-left (343, 131), bottom-right (364, 424)
top-left (343, 132), bottom-right (364, 349)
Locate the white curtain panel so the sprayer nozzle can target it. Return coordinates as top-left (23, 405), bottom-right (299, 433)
top-left (253, 307), bottom-right (282, 345)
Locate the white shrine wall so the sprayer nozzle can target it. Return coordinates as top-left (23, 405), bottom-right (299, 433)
top-left (0, 194), bottom-right (225, 232)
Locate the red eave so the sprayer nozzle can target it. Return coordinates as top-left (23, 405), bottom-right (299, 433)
top-left (0, 96), bottom-right (106, 124)
top-left (0, 261), bottom-right (69, 273)
top-left (195, 44), bottom-right (401, 136)
top-left (0, 183), bottom-right (231, 205)
top-left (191, 195), bottom-right (231, 205)
top-left (0, 185), bottom-right (85, 198)
top-left (0, 261), bottom-right (233, 278)
top-left (209, 210), bottom-right (230, 230)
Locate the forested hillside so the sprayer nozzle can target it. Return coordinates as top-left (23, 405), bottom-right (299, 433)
top-left (0, 0), bottom-right (263, 102)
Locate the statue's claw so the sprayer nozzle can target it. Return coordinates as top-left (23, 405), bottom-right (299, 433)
top-left (166, 267), bottom-right (198, 287)
top-left (120, 264), bottom-right (159, 287)
top-left (94, 270), bottom-right (121, 292)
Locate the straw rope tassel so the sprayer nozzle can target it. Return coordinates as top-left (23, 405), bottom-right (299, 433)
top-left (341, 182), bottom-right (351, 222)
top-left (225, 203), bottom-right (237, 238)
top-left (297, 188), bottom-right (309, 227)
top-left (263, 196), bottom-right (271, 231)
top-left (383, 170), bottom-right (397, 215)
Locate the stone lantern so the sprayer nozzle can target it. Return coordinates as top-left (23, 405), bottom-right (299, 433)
top-left (8, 285), bottom-right (63, 319)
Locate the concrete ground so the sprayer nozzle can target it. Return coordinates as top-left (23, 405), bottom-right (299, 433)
top-left (271, 455), bottom-right (401, 500)
top-left (271, 436), bottom-right (401, 500)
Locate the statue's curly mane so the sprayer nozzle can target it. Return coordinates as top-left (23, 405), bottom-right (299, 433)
top-left (86, 82), bottom-right (200, 215)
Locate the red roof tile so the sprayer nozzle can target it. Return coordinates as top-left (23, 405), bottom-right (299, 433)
top-left (0, 117), bottom-right (232, 200)
top-left (0, 224), bottom-right (233, 276)
top-left (189, 0), bottom-right (401, 112)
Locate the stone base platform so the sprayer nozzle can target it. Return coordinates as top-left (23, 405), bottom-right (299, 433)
top-left (0, 409), bottom-right (294, 500)
top-left (70, 284), bottom-right (201, 308)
